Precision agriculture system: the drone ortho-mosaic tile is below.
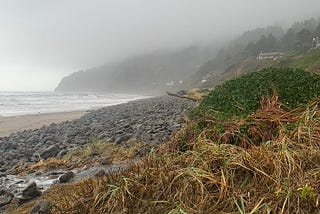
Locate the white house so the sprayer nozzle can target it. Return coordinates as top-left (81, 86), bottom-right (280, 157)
top-left (257, 51), bottom-right (284, 61)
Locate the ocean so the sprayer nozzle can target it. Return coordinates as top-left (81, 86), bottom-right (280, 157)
top-left (0, 92), bottom-right (147, 117)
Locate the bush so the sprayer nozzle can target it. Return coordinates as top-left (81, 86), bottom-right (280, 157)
top-left (197, 67), bottom-right (320, 116)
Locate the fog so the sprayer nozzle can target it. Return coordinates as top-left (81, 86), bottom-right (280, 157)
top-left (0, 0), bottom-right (320, 91)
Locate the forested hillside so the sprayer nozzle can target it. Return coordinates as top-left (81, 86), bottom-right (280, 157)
top-left (55, 46), bottom-right (216, 94)
top-left (190, 17), bottom-right (320, 88)
top-left (56, 17), bottom-right (320, 94)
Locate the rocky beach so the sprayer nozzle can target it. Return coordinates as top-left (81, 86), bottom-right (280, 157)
top-left (0, 95), bottom-right (195, 210)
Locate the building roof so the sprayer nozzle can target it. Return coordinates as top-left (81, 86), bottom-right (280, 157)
top-left (258, 52), bottom-right (284, 56)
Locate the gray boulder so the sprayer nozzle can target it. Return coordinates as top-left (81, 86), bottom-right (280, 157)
top-left (40, 145), bottom-right (60, 160)
top-left (0, 189), bottom-right (14, 207)
top-left (0, 172), bottom-right (6, 177)
top-left (20, 182), bottom-right (41, 203)
top-left (58, 171), bottom-right (74, 183)
top-left (114, 134), bottom-right (132, 144)
top-left (56, 149), bottom-right (67, 159)
top-left (29, 199), bottom-right (52, 214)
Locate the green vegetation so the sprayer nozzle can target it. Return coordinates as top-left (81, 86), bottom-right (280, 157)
top-left (275, 50), bottom-right (320, 72)
top-left (291, 49), bottom-right (320, 71)
top-left (197, 67), bottom-right (320, 116)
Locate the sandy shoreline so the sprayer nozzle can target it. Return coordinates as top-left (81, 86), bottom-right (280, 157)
top-left (0, 111), bottom-right (86, 137)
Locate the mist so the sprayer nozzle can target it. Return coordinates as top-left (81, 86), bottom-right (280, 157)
top-left (1, 0), bottom-right (320, 91)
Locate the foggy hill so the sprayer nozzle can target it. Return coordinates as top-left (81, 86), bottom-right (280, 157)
top-left (55, 46), bottom-right (217, 94)
top-left (56, 17), bottom-right (320, 95)
top-left (188, 17), bottom-right (320, 88)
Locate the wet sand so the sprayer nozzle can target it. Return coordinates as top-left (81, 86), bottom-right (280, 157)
top-left (0, 111), bottom-right (86, 137)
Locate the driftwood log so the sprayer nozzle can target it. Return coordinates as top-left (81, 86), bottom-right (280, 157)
top-left (166, 92), bottom-right (199, 101)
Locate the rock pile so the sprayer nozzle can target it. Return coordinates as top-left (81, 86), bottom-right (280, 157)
top-left (0, 96), bottom-right (195, 175)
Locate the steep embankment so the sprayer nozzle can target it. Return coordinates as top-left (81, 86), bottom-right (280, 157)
top-left (14, 68), bottom-right (320, 213)
top-left (198, 49), bottom-right (320, 89)
top-left (283, 49), bottom-right (320, 72)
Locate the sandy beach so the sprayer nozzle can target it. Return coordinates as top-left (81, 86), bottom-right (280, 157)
top-left (0, 111), bottom-right (86, 137)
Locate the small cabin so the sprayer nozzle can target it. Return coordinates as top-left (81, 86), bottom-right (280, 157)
top-left (257, 51), bottom-right (284, 61)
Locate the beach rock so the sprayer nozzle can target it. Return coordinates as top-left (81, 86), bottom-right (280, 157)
top-left (153, 132), bottom-right (166, 142)
top-left (0, 189), bottom-right (14, 207)
top-left (0, 167), bottom-right (6, 173)
top-left (20, 182), bottom-right (41, 203)
top-left (77, 139), bottom-right (87, 145)
top-left (0, 96), bottom-right (195, 173)
top-left (114, 134), bottom-right (132, 144)
top-left (115, 130), bottom-right (123, 135)
top-left (29, 199), bottom-right (52, 214)
top-left (40, 145), bottom-right (60, 160)
top-left (56, 149), bottom-right (67, 159)
top-left (58, 171), bottom-right (74, 183)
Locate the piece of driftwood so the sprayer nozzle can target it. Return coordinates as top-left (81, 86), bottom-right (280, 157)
top-left (166, 92), bottom-right (199, 101)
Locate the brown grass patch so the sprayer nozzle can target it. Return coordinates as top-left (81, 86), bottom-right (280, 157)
top-left (16, 141), bottom-right (144, 175)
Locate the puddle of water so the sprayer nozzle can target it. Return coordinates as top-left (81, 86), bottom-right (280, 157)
top-left (1, 174), bottom-right (59, 196)
top-left (0, 162), bottom-right (130, 197)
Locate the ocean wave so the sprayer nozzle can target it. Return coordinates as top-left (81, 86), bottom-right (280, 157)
top-left (0, 92), bottom-right (148, 116)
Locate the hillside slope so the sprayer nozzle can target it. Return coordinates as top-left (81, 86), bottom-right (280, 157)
top-left (55, 46), bottom-right (216, 94)
top-left (287, 49), bottom-right (320, 72)
top-left (189, 18), bottom-right (320, 89)
top-left (197, 49), bottom-right (320, 89)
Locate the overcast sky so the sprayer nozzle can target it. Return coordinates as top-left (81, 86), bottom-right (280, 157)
top-left (0, 0), bottom-right (320, 91)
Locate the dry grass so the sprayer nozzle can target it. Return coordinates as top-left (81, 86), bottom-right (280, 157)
top-left (13, 95), bottom-right (320, 213)
top-left (16, 140), bottom-right (143, 175)
top-left (187, 88), bottom-right (208, 100)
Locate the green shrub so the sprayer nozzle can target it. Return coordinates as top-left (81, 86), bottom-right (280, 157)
top-left (197, 67), bottom-right (320, 116)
